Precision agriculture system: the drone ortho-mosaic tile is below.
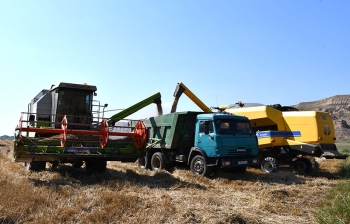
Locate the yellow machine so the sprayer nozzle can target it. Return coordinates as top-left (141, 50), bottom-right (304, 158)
top-left (217, 103), bottom-right (347, 173)
top-left (172, 82), bottom-right (348, 174)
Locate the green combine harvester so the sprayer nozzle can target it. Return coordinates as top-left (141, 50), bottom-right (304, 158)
top-left (14, 82), bottom-right (162, 172)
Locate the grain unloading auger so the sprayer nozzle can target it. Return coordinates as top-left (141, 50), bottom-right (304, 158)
top-left (14, 82), bottom-right (162, 172)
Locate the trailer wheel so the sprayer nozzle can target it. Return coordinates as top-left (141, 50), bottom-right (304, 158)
top-left (138, 153), bottom-right (151, 169)
top-left (26, 161), bottom-right (46, 171)
top-left (261, 157), bottom-right (279, 173)
top-left (190, 155), bottom-right (212, 176)
top-left (294, 158), bottom-right (312, 174)
top-left (151, 152), bottom-right (166, 171)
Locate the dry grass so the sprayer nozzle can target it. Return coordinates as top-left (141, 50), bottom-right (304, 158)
top-left (0, 139), bottom-right (347, 224)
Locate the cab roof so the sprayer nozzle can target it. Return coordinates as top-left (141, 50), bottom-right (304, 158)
top-left (50, 82), bottom-right (97, 92)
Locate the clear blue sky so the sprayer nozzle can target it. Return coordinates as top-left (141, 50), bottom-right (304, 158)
top-left (1, 0), bottom-right (349, 135)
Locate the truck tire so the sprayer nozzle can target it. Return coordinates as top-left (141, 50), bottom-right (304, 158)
top-left (26, 161), bottom-right (46, 171)
top-left (138, 153), bottom-right (151, 169)
top-left (294, 158), bottom-right (312, 174)
top-left (261, 157), bottom-right (279, 173)
top-left (190, 155), bottom-right (212, 176)
top-left (151, 152), bottom-right (166, 171)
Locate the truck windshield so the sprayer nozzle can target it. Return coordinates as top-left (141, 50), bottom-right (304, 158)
top-left (215, 119), bottom-right (252, 134)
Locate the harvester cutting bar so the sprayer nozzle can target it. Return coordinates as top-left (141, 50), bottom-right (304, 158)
top-left (16, 113), bottom-right (148, 150)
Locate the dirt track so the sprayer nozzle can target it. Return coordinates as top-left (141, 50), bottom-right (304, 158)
top-left (0, 139), bottom-right (343, 223)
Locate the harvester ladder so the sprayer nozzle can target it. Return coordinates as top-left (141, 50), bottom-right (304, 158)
top-left (91, 100), bottom-right (103, 127)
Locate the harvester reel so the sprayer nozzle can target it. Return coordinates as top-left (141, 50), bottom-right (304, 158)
top-left (134, 121), bottom-right (148, 150)
top-left (99, 119), bottom-right (109, 149)
top-left (60, 115), bottom-right (67, 147)
top-left (17, 116), bottom-right (23, 138)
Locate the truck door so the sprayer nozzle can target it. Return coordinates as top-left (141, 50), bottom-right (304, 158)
top-left (196, 120), bottom-right (217, 157)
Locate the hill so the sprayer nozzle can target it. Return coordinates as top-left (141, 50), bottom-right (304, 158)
top-left (294, 95), bottom-right (350, 142)
top-left (0, 135), bottom-right (13, 140)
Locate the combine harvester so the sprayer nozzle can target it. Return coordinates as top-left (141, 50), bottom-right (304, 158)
top-left (172, 82), bottom-right (348, 174)
top-left (14, 82), bottom-right (162, 172)
top-left (216, 102), bottom-right (348, 174)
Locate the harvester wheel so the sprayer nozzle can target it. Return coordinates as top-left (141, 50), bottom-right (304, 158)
top-left (85, 160), bottom-right (107, 173)
top-left (151, 152), bottom-right (166, 171)
top-left (190, 155), bottom-right (212, 176)
top-left (26, 161), bottom-right (46, 171)
top-left (138, 152), bottom-right (151, 169)
top-left (294, 158), bottom-right (312, 174)
top-left (72, 161), bottom-right (83, 168)
top-left (261, 157), bottom-right (279, 173)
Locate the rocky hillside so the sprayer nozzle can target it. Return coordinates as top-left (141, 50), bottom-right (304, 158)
top-left (294, 95), bottom-right (350, 142)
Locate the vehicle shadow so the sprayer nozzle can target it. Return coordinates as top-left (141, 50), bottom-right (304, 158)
top-left (28, 163), bottom-right (208, 190)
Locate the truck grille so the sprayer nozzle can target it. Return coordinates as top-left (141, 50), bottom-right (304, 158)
top-left (222, 148), bottom-right (252, 156)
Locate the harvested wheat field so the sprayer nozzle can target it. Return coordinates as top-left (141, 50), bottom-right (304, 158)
top-left (0, 139), bottom-right (345, 224)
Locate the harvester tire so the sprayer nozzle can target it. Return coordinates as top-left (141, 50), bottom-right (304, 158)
top-left (26, 161), bottom-right (46, 171)
top-left (190, 155), bottom-right (212, 177)
top-left (138, 153), bottom-right (151, 169)
top-left (72, 161), bottom-right (83, 168)
top-left (261, 157), bottom-right (279, 173)
top-left (151, 152), bottom-right (166, 171)
top-left (85, 160), bottom-right (107, 173)
top-left (294, 158), bottom-right (312, 174)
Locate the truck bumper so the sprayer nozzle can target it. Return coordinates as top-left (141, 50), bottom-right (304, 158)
top-left (207, 157), bottom-right (260, 168)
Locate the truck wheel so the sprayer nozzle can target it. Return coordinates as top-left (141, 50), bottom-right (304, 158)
top-left (138, 153), bottom-right (151, 169)
top-left (26, 161), bottom-right (46, 171)
top-left (151, 152), bottom-right (166, 171)
top-left (294, 158), bottom-right (312, 174)
top-left (261, 157), bottom-right (279, 173)
top-left (190, 155), bottom-right (212, 176)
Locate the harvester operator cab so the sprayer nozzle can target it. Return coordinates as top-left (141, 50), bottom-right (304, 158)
top-left (27, 82), bottom-right (99, 133)
top-left (51, 83), bottom-right (97, 130)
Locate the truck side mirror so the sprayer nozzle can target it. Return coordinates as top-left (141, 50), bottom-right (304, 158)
top-left (204, 121), bottom-right (210, 135)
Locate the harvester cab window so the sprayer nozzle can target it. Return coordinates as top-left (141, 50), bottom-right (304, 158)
top-left (54, 88), bottom-right (94, 129)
